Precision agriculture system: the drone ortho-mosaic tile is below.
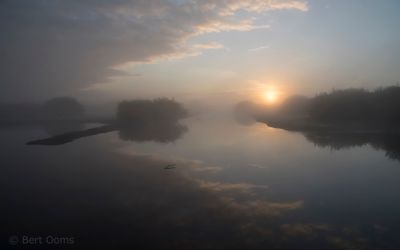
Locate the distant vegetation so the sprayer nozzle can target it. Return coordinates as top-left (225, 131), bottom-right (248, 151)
top-left (116, 98), bottom-right (188, 142)
top-left (233, 86), bottom-right (400, 162)
top-left (117, 98), bottom-right (188, 127)
top-left (27, 98), bottom-right (188, 145)
top-left (41, 97), bottom-right (85, 120)
top-left (0, 96), bottom-right (85, 126)
top-left (309, 86), bottom-right (400, 124)
top-left (246, 86), bottom-right (400, 129)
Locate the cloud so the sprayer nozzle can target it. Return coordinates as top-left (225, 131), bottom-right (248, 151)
top-left (194, 20), bottom-right (270, 34)
top-left (281, 223), bottom-right (333, 237)
top-left (238, 200), bottom-right (304, 216)
top-left (198, 0), bottom-right (308, 15)
top-left (117, 149), bottom-right (224, 172)
top-left (197, 180), bottom-right (268, 194)
top-left (0, 0), bottom-right (308, 101)
top-left (248, 45), bottom-right (270, 52)
top-left (192, 42), bottom-right (225, 50)
top-left (248, 163), bottom-right (268, 168)
top-left (114, 41), bottom-right (225, 71)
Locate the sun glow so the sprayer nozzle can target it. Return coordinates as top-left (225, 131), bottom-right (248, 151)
top-left (264, 90), bottom-right (278, 103)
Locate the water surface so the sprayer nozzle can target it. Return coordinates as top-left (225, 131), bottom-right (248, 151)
top-left (1, 115), bottom-right (400, 249)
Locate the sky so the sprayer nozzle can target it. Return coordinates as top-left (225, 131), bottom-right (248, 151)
top-left (1, 0), bottom-right (400, 104)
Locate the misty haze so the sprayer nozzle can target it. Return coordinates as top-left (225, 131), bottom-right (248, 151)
top-left (1, 1), bottom-right (400, 250)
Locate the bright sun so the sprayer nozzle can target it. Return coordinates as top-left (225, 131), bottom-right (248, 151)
top-left (264, 90), bottom-right (278, 103)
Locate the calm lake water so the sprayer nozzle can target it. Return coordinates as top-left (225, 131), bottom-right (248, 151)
top-left (1, 113), bottom-right (400, 249)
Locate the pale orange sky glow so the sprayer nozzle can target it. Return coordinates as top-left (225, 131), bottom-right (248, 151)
top-left (264, 90), bottom-right (278, 103)
top-left (1, 0), bottom-right (399, 105)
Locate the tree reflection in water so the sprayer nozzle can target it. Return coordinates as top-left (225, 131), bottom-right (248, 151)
top-left (303, 130), bottom-right (400, 162)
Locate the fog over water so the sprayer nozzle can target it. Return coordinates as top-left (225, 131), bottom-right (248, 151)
top-left (1, 111), bottom-right (400, 249)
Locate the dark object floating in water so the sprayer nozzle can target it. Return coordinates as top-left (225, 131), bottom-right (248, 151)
top-left (164, 164), bottom-right (176, 170)
top-left (26, 125), bottom-right (115, 145)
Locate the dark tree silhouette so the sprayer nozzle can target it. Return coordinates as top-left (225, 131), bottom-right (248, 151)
top-left (41, 97), bottom-right (85, 120)
top-left (243, 86), bottom-right (400, 162)
top-left (252, 86), bottom-right (400, 129)
top-left (278, 95), bottom-right (311, 117)
top-left (116, 98), bottom-right (188, 143)
top-left (116, 98), bottom-right (188, 126)
top-left (308, 87), bottom-right (400, 125)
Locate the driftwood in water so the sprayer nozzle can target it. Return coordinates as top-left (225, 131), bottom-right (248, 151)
top-left (27, 125), bottom-right (116, 145)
